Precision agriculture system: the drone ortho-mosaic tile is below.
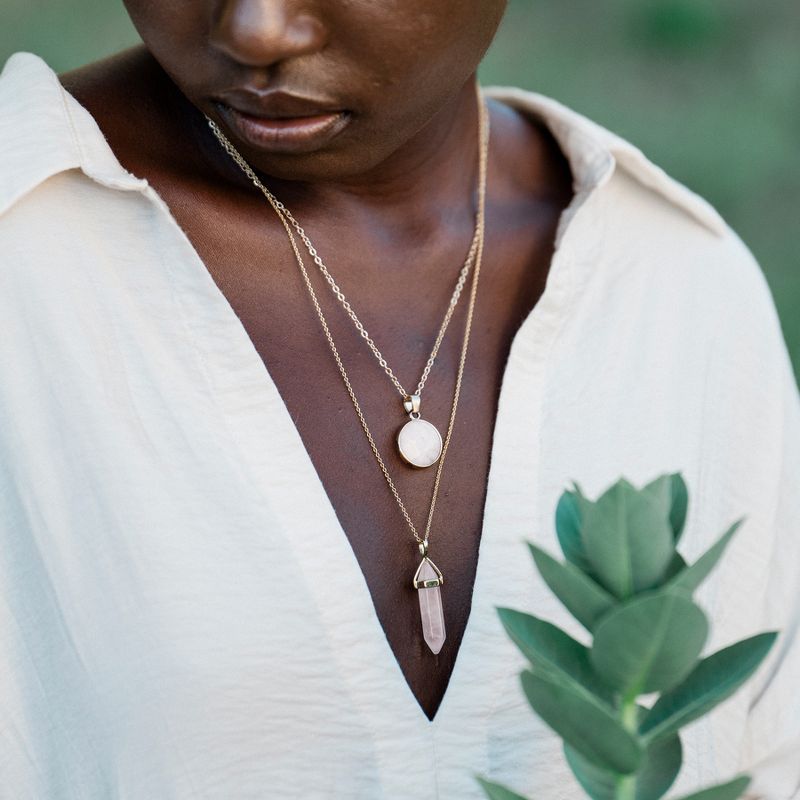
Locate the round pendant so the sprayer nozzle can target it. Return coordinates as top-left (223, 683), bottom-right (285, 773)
top-left (397, 418), bottom-right (443, 469)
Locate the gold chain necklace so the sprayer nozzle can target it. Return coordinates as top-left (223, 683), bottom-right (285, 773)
top-left (265, 189), bottom-right (482, 471)
top-left (206, 89), bottom-right (489, 654)
top-left (209, 90), bottom-right (485, 472)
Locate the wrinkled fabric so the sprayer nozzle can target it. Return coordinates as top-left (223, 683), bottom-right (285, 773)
top-left (0, 52), bottom-right (798, 800)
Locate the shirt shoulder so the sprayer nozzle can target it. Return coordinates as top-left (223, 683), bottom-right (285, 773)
top-left (0, 51), bottom-right (146, 219)
top-left (0, 52), bottom-right (83, 216)
top-left (486, 84), bottom-right (728, 239)
top-left (485, 86), bottom-right (782, 333)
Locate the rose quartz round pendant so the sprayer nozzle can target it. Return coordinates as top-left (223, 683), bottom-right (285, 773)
top-left (397, 418), bottom-right (443, 468)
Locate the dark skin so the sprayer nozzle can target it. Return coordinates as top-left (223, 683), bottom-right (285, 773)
top-left (60, 0), bottom-right (573, 721)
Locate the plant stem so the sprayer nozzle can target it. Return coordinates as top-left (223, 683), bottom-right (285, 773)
top-left (615, 699), bottom-right (640, 800)
top-left (616, 773), bottom-right (636, 800)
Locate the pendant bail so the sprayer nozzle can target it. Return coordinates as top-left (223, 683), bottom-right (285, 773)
top-left (418, 538), bottom-right (429, 556)
top-left (403, 393), bottom-right (421, 418)
top-left (413, 555), bottom-right (444, 589)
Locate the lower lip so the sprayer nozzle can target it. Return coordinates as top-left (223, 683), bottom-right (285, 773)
top-left (218, 104), bottom-right (350, 153)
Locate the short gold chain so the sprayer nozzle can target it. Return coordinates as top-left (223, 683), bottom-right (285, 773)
top-left (272, 194), bottom-right (482, 399)
top-left (207, 86), bottom-right (489, 548)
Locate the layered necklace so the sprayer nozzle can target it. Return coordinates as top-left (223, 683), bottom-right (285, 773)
top-left (207, 84), bottom-right (489, 654)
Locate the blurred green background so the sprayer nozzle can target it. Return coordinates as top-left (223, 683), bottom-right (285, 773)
top-left (3, 0), bottom-right (798, 379)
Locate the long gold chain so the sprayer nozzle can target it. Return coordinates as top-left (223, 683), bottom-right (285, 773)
top-left (207, 89), bottom-right (489, 550)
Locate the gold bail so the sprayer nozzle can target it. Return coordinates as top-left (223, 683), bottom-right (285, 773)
top-left (413, 555), bottom-right (444, 589)
top-left (403, 393), bottom-right (421, 417)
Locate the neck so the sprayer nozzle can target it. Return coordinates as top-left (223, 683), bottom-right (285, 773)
top-left (295, 78), bottom-right (481, 210)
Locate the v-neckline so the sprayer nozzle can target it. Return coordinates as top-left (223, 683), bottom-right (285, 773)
top-left (149, 178), bottom-right (592, 730)
top-left (59, 72), bottom-right (613, 728)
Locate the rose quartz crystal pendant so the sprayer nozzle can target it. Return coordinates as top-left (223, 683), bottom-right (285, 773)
top-left (413, 553), bottom-right (446, 654)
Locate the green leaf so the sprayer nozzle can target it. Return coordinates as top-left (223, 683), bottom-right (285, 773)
top-left (528, 543), bottom-right (616, 632)
top-left (475, 776), bottom-right (530, 800)
top-left (581, 478), bottom-right (675, 599)
top-left (556, 488), bottom-right (592, 571)
top-left (644, 473), bottom-right (689, 543)
top-left (563, 744), bottom-right (616, 800)
top-left (591, 591), bottom-right (708, 696)
top-left (663, 552), bottom-right (688, 581)
top-left (666, 520), bottom-right (743, 595)
top-left (520, 669), bottom-right (644, 774)
top-left (643, 473), bottom-right (673, 518)
top-left (565, 733), bottom-right (682, 800)
top-left (671, 775), bottom-right (751, 800)
top-left (640, 632), bottom-right (778, 741)
top-left (563, 705), bottom-right (655, 800)
top-left (668, 474), bottom-right (689, 543)
top-left (634, 734), bottom-right (683, 800)
top-left (497, 608), bottom-right (613, 702)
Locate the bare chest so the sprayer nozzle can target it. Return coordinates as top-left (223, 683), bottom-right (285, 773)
top-left (161, 195), bottom-right (562, 719)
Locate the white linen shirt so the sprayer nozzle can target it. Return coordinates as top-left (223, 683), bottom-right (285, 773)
top-left (1, 51), bottom-right (798, 800)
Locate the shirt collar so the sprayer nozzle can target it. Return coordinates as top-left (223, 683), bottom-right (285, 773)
top-left (486, 85), bottom-right (726, 236)
top-left (0, 51), bottom-right (146, 216)
top-left (0, 51), bottom-right (725, 237)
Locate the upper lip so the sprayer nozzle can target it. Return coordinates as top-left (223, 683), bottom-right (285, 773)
top-left (215, 89), bottom-right (345, 120)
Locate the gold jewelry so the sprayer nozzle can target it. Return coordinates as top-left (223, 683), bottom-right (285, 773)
top-left (268, 193), bottom-right (482, 470)
top-left (209, 108), bottom-right (485, 470)
top-left (207, 84), bottom-right (489, 654)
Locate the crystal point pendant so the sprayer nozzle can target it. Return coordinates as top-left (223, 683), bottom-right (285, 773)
top-left (413, 557), bottom-right (446, 654)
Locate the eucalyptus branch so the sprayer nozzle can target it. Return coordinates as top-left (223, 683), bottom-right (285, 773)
top-left (477, 473), bottom-right (777, 800)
